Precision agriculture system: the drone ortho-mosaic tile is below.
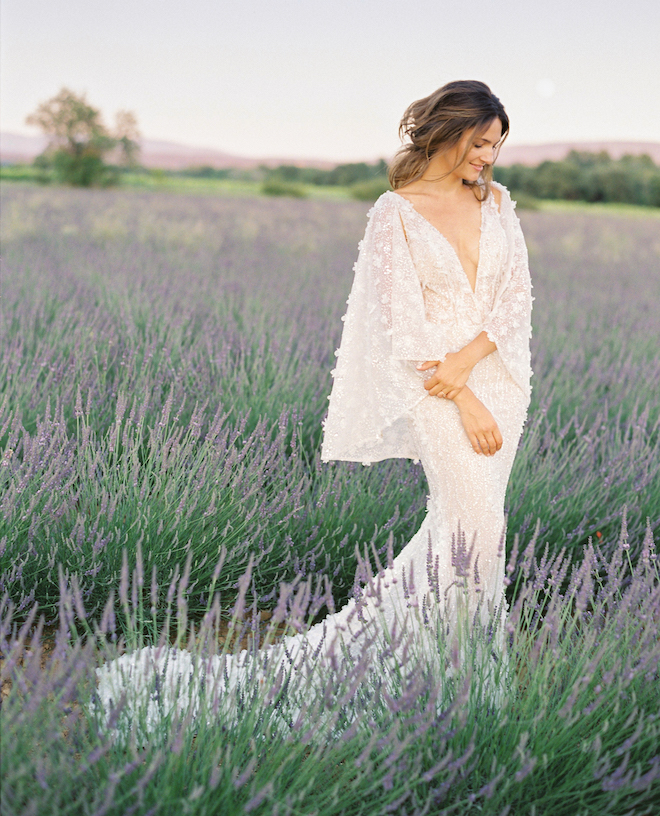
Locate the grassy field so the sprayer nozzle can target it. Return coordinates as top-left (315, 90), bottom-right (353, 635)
top-left (1, 183), bottom-right (659, 814)
top-left (538, 198), bottom-right (660, 218)
top-left (0, 165), bottom-right (357, 200)
top-left (4, 166), bottom-right (660, 212)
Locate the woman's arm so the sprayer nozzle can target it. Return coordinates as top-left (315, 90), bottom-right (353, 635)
top-left (453, 385), bottom-right (503, 455)
top-left (416, 331), bottom-right (497, 399)
top-left (416, 186), bottom-right (532, 401)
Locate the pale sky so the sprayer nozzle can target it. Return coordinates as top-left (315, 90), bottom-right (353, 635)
top-left (2, 0), bottom-right (659, 162)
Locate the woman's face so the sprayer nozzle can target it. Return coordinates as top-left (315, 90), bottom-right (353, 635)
top-left (452, 117), bottom-right (504, 181)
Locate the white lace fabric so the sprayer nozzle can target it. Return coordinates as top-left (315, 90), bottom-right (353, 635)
top-left (95, 184), bottom-right (533, 726)
top-left (321, 183), bottom-right (532, 465)
top-left (319, 181), bottom-right (532, 630)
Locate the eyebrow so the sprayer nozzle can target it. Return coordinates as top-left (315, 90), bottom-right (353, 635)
top-left (474, 136), bottom-right (503, 145)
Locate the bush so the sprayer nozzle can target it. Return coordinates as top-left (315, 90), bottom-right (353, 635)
top-left (494, 152), bottom-right (660, 207)
top-left (51, 149), bottom-right (118, 187)
top-left (179, 165), bottom-right (233, 179)
top-left (261, 178), bottom-right (308, 198)
top-left (508, 191), bottom-right (540, 210)
top-left (261, 159), bottom-right (390, 189)
top-left (350, 177), bottom-right (391, 201)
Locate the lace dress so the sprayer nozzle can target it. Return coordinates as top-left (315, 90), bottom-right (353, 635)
top-left (95, 183), bottom-right (532, 724)
top-left (320, 183), bottom-right (532, 630)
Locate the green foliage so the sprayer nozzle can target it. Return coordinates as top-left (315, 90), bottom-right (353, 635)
top-left (350, 177), bottom-right (391, 201)
top-left (260, 178), bottom-right (308, 197)
top-left (2, 532), bottom-right (659, 814)
top-left (51, 149), bottom-right (118, 187)
top-left (494, 151), bottom-right (660, 207)
top-left (0, 163), bottom-right (51, 183)
top-left (258, 160), bottom-right (390, 201)
top-left (506, 191), bottom-right (540, 210)
top-left (263, 159), bottom-right (388, 188)
top-left (323, 159), bottom-right (389, 187)
top-left (25, 87), bottom-right (140, 187)
top-left (1, 187), bottom-right (658, 629)
top-left (262, 163), bottom-right (318, 184)
top-left (179, 165), bottom-right (234, 179)
top-left (1, 186), bottom-right (659, 813)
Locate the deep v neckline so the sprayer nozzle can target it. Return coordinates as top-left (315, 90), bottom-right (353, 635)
top-left (390, 191), bottom-right (484, 295)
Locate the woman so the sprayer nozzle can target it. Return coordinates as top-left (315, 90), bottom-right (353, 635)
top-left (321, 79), bottom-right (532, 636)
top-left (96, 81), bottom-right (532, 721)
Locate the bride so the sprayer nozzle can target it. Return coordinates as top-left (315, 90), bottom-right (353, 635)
top-left (321, 79), bottom-right (532, 634)
top-left (96, 80), bottom-right (532, 724)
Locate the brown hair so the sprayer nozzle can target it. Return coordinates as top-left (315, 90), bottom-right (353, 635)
top-left (388, 80), bottom-right (509, 201)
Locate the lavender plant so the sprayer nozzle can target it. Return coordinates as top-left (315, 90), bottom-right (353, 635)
top-left (1, 184), bottom-right (659, 813)
top-left (2, 524), bottom-right (658, 814)
top-left (1, 187), bottom-right (658, 626)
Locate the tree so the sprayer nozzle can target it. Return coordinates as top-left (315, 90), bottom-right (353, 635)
top-left (26, 88), bottom-right (140, 186)
top-left (113, 109), bottom-right (140, 166)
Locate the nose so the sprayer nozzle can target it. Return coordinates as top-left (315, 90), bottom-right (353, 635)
top-left (479, 145), bottom-right (495, 165)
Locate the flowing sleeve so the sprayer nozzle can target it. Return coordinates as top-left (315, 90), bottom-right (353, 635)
top-left (482, 183), bottom-right (533, 402)
top-left (321, 193), bottom-right (451, 464)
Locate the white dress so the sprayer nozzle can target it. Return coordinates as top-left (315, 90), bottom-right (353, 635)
top-left (320, 183), bottom-right (532, 630)
top-left (95, 183), bottom-right (532, 728)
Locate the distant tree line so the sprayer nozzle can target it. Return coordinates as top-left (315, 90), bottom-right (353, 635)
top-left (19, 90), bottom-right (659, 206)
top-left (252, 152), bottom-right (660, 205)
top-left (178, 160), bottom-right (389, 186)
top-left (493, 151), bottom-right (660, 207)
top-left (137, 159), bottom-right (392, 200)
top-left (257, 160), bottom-right (391, 200)
top-left (261, 159), bottom-right (389, 187)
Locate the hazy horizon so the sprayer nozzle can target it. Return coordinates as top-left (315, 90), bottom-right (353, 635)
top-left (2, 0), bottom-right (659, 162)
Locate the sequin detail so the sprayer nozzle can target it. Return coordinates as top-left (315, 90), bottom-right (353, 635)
top-left (321, 182), bottom-right (532, 624)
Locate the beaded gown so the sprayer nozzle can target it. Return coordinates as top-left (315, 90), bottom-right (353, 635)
top-left (96, 183), bottom-right (532, 723)
top-left (318, 182), bottom-right (532, 639)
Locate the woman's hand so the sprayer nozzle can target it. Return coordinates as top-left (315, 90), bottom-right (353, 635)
top-left (416, 351), bottom-right (471, 400)
top-left (416, 332), bottom-right (497, 400)
top-left (453, 388), bottom-right (503, 455)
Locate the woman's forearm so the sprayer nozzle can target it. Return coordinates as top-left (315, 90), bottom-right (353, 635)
top-left (417, 332), bottom-right (498, 399)
top-left (453, 385), bottom-right (503, 455)
top-left (452, 385), bottom-right (476, 408)
top-left (457, 331), bottom-right (497, 369)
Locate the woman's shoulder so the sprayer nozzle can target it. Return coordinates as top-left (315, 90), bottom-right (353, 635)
top-left (371, 184), bottom-right (512, 217)
top-left (489, 181), bottom-right (513, 212)
top-left (366, 190), bottom-right (403, 222)
top-left (372, 189), bottom-right (398, 209)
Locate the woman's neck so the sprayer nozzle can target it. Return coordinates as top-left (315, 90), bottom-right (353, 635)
top-left (418, 153), bottom-right (467, 197)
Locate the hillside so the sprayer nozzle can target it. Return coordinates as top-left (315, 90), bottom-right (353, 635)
top-left (497, 140), bottom-right (660, 166)
top-left (0, 132), bottom-right (335, 170)
top-left (2, 131), bottom-right (659, 170)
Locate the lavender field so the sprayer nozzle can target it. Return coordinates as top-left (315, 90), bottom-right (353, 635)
top-left (1, 185), bottom-right (659, 814)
